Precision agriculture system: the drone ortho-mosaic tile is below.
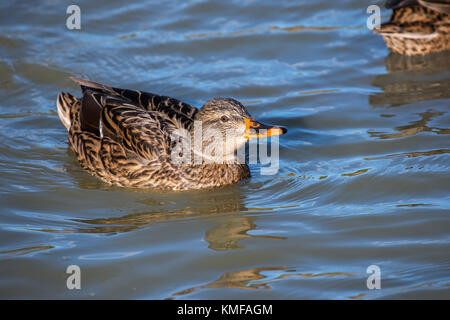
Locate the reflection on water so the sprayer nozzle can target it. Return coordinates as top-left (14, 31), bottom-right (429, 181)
top-left (383, 52), bottom-right (450, 73)
top-left (364, 149), bottom-right (450, 161)
top-left (205, 216), bottom-right (286, 251)
top-left (36, 173), bottom-right (286, 250)
top-left (369, 52), bottom-right (450, 107)
top-left (171, 266), bottom-right (357, 298)
top-left (173, 267), bottom-right (288, 296)
top-left (71, 211), bottom-right (286, 251)
top-left (0, 245), bottom-right (54, 257)
top-left (396, 203), bottom-right (434, 207)
top-left (1, 0), bottom-right (449, 299)
top-left (368, 110), bottom-right (449, 139)
top-left (67, 211), bottom-right (277, 247)
top-left (61, 144), bottom-right (287, 250)
top-left (185, 24), bottom-right (351, 40)
top-left (341, 168), bottom-right (371, 177)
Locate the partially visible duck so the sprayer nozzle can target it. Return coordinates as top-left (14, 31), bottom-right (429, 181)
top-left (57, 78), bottom-right (287, 191)
top-left (374, 0), bottom-right (450, 55)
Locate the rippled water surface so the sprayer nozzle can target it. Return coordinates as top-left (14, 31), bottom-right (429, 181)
top-left (1, 0), bottom-right (449, 299)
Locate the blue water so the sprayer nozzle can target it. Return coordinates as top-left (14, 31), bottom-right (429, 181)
top-left (0, 0), bottom-right (449, 299)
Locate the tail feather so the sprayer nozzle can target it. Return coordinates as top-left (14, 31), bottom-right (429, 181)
top-left (70, 76), bottom-right (115, 94)
top-left (57, 92), bottom-right (77, 130)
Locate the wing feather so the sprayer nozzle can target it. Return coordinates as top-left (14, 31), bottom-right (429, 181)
top-left (99, 97), bottom-right (173, 161)
top-left (419, 0), bottom-right (450, 14)
top-left (69, 77), bottom-right (198, 161)
top-left (71, 77), bottom-right (198, 131)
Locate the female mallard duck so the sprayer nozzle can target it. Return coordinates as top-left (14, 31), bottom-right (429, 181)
top-left (57, 77), bottom-right (287, 191)
top-left (374, 0), bottom-right (450, 55)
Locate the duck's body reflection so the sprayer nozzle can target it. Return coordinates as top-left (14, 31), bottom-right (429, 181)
top-left (368, 51), bottom-right (450, 158)
top-left (170, 266), bottom-right (356, 298)
top-left (61, 162), bottom-right (285, 250)
top-left (370, 51), bottom-right (450, 107)
top-left (368, 110), bottom-right (448, 139)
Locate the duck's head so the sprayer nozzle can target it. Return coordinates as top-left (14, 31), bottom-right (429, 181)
top-left (193, 98), bottom-right (287, 162)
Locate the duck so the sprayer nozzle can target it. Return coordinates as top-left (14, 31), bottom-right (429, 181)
top-left (57, 77), bottom-right (287, 191)
top-left (374, 0), bottom-right (450, 55)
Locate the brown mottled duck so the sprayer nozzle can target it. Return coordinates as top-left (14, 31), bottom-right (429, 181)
top-left (374, 0), bottom-right (450, 55)
top-left (57, 78), bottom-right (287, 191)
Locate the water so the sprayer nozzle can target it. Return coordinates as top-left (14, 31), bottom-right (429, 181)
top-left (0, 0), bottom-right (449, 299)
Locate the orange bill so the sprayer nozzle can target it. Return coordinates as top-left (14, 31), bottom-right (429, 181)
top-left (244, 118), bottom-right (287, 139)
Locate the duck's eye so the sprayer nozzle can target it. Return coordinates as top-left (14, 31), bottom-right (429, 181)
top-left (220, 115), bottom-right (229, 122)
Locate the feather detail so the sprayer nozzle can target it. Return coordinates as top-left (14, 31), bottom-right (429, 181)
top-left (56, 78), bottom-right (253, 190)
top-left (376, 1), bottom-right (450, 54)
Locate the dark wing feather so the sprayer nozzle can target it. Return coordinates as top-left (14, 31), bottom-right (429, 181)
top-left (419, 0), bottom-right (450, 13)
top-left (98, 96), bottom-right (176, 161)
top-left (386, 0), bottom-right (419, 9)
top-left (69, 77), bottom-right (200, 161)
top-left (79, 90), bottom-right (104, 135)
top-left (375, 3), bottom-right (444, 35)
top-left (71, 77), bottom-right (198, 131)
top-left (385, 0), bottom-right (450, 13)
top-left (70, 77), bottom-right (116, 94)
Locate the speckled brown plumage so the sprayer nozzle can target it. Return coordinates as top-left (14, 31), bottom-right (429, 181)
top-left (57, 78), bottom-right (286, 191)
top-left (375, 0), bottom-right (450, 55)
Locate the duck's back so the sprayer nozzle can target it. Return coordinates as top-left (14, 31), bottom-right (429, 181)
top-left (57, 78), bottom-right (254, 190)
top-left (72, 77), bottom-right (198, 135)
top-left (57, 79), bottom-right (203, 189)
top-left (375, 0), bottom-right (450, 55)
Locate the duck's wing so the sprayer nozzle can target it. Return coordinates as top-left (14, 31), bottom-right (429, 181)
top-left (374, 4), bottom-right (442, 36)
top-left (419, 0), bottom-right (450, 14)
top-left (386, 0), bottom-right (418, 9)
top-left (73, 88), bottom-right (181, 161)
top-left (100, 95), bottom-right (178, 161)
top-left (375, 21), bottom-right (436, 37)
top-left (71, 77), bottom-right (198, 131)
top-left (385, 0), bottom-right (450, 13)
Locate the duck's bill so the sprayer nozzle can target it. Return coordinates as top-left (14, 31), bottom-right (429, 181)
top-left (244, 118), bottom-right (287, 139)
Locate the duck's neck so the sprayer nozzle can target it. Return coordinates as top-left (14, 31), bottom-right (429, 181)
top-left (187, 123), bottom-right (240, 165)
